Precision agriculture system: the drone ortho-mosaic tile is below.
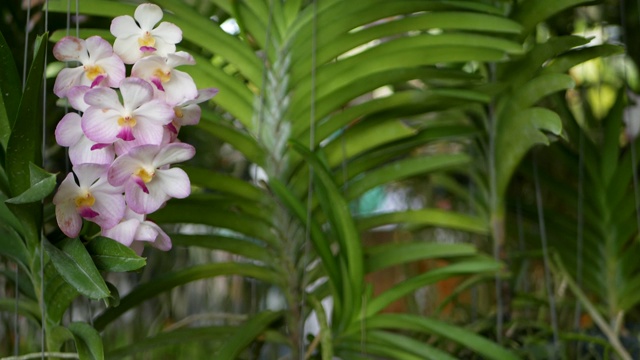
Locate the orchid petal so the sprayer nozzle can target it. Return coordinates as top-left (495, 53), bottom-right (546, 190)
top-left (53, 172), bottom-right (81, 206)
top-left (108, 153), bottom-right (145, 186)
top-left (56, 203), bottom-right (83, 238)
top-left (110, 15), bottom-right (140, 39)
top-left (95, 56), bottom-right (126, 88)
top-left (120, 78), bottom-right (154, 110)
top-left (69, 138), bottom-right (115, 166)
top-left (74, 163), bottom-right (109, 189)
top-left (176, 104), bottom-right (201, 126)
top-left (102, 218), bottom-right (139, 247)
top-left (55, 113), bottom-right (83, 147)
top-left (53, 67), bottom-right (85, 98)
top-left (67, 86), bottom-right (91, 111)
top-left (53, 36), bottom-right (86, 62)
top-left (85, 36), bottom-right (113, 62)
top-left (152, 22), bottom-right (182, 44)
top-left (82, 106), bottom-right (122, 143)
top-left (134, 3), bottom-right (163, 30)
top-left (125, 180), bottom-right (168, 214)
top-left (163, 70), bottom-right (198, 105)
top-left (154, 143), bottom-right (195, 167)
top-left (84, 86), bottom-right (123, 110)
top-left (154, 167), bottom-right (191, 199)
top-left (166, 51), bottom-right (195, 68)
top-left (91, 191), bottom-right (126, 230)
top-left (113, 37), bottom-right (142, 64)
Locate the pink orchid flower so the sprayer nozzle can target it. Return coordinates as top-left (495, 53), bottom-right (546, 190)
top-left (131, 52), bottom-right (198, 105)
top-left (165, 88), bottom-right (218, 141)
top-left (56, 86), bottom-right (115, 165)
top-left (107, 143), bottom-right (195, 214)
top-left (110, 3), bottom-right (182, 64)
top-left (53, 36), bottom-right (125, 98)
top-left (82, 77), bottom-right (174, 144)
top-left (53, 164), bottom-right (126, 238)
top-left (102, 208), bottom-right (172, 255)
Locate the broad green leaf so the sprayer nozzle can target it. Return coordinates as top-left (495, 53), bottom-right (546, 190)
top-left (324, 120), bottom-right (416, 167)
top-left (93, 263), bottom-right (280, 330)
top-left (346, 154), bottom-right (470, 200)
top-left (198, 115), bottom-right (266, 167)
top-left (5, 33), bottom-right (48, 246)
top-left (68, 322), bottom-right (104, 360)
top-left (171, 234), bottom-right (269, 262)
top-left (366, 258), bottom-right (501, 316)
top-left (215, 311), bottom-right (283, 360)
top-left (5, 163), bottom-right (56, 204)
top-left (495, 107), bottom-right (562, 201)
top-left (542, 44), bottom-right (625, 75)
top-left (336, 340), bottom-right (423, 360)
top-left (362, 314), bottom-right (519, 360)
top-left (150, 198), bottom-right (277, 246)
top-left (0, 223), bottom-right (29, 268)
top-left (357, 209), bottom-right (488, 234)
top-left (43, 261), bottom-right (79, 324)
top-left (364, 330), bottom-right (458, 360)
top-left (85, 236), bottom-right (146, 272)
top-left (512, 0), bottom-right (596, 36)
top-left (0, 30), bottom-right (21, 144)
top-left (501, 73), bottom-right (574, 116)
top-left (6, 33), bottom-right (47, 195)
top-left (44, 238), bottom-right (110, 300)
top-left (365, 242), bottom-right (479, 273)
top-left (184, 165), bottom-right (263, 201)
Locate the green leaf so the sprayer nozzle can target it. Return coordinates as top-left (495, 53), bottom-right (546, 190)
top-left (170, 234), bottom-right (270, 262)
top-left (85, 236), bottom-right (146, 272)
top-left (346, 154), bottom-right (471, 200)
top-left (184, 165), bottom-right (263, 202)
top-left (364, 330), bottom-right (458, 360)
top-left (366, 258), bottom-right (501, 316)
top-left (512, 0), bottom-right (597, 36)
top-left (93, 263), bottom-right (280, 330)
top-left (357, 209), bottom-right (489, 235)
top-left (362, 314), bottom-right (519, 360)
top-left (0, 223), bottom-right (29, 268)
top-left (6, 33), bottom-right (47, 196)
top-left (495, 107), bottom-right (562, 201)
top-left (215, 311), bottom-right (283, 360)
top-left (5, 163), bottom-right (56, 204)
top-left (68, 322), bottom-right (104, 360)
top-left (365, 242), bottom-right (479, 273)
top-left (44, 238), bottom-right (110, 300)
top-left (43, 261), bottom-right (79, 324)
top-left (0, 30), bottom-right (21, 145)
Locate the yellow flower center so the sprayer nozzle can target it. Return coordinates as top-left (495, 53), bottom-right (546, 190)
top-left (154, 68), bottom-right (171, 83)
top-left (138, 31), bottom-right (156, 47)
top-left (117, 116), bottom-right (137, 127)
top-left (84, 64), bottom-right (105, 80)
top-left (135, 168), bottom-right (154, 183)
top-left (174, 107), bottom-right (184, 118)
top-left (74, 192), bottom-right (95, 208)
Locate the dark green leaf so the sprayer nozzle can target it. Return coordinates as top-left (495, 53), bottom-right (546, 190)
top-left (0, 30), bottom-right (21, 143)
top-left (5, 163), bottom-right (56, 204)
top-left (68, 322), bottom-right (104, 360)
top-left (44, 238), bottom-right (110, 300)
top-left (85, 236), bottom-right (146, 272)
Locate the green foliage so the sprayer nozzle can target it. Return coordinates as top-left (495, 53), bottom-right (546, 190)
top-left (1, 0), bottom-right (635, 359)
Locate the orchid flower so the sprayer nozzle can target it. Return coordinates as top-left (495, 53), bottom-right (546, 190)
top-left (110, 3), bottom-right (182, 64)
top-left (56, 86), bottom-right (115, 165)
top-left (131, 52), bottom-right (198, 105)
top-left (53, 164), bottom-right (126, 238)
top-left (102, 208), bottom-right (171, 255)
top-left (108, 143), bottom-right (195, 214)
top-left (82, 77), bottom-right (174, 144)
top-left (53, 36), bottom-right (125, 98)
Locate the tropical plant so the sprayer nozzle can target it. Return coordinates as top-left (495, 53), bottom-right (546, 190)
top-left (1, 0), bottom-right (638, 359)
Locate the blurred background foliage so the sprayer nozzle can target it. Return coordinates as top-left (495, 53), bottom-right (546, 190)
top-left (2, 0), bottom-right (640, 359)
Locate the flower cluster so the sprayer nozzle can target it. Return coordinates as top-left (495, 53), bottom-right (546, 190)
top-left (52, 3), bottom-right (216, 254)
